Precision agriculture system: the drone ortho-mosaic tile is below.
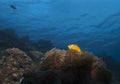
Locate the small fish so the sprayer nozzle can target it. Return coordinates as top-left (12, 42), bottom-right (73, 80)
top-left (68, 44), bottom-right (82, 54)
top-left (10, 4), bottom-right (16, 9)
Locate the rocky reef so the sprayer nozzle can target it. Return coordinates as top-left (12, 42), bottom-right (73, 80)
top-left (0, 28), bottom-right (53, 63)
top-left (20, 48), bottom-right (112, 84)
top-left (0, 28), bottom-right (119, 84)
top-left (0, 48), bottom-right (113, 84)
top-left (0, 28), bottom-right (53, 52)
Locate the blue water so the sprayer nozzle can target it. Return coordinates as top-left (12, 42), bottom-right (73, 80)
top-left (0, 0), bottom-right (120, 61)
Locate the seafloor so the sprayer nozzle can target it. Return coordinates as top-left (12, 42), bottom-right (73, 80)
top-left (0, 28), bottom-right (120, 84)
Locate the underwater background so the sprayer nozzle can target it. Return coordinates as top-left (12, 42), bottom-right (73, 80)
top-left (0, 0), bottom-right (120, 61)
top-left (0, 0), bottom-right (120, 84)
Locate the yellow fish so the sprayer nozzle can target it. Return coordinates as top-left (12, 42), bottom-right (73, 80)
top-left (68, 44), bottom-right (82, 54)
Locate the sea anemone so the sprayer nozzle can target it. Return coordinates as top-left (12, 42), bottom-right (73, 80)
top-left (40, 48), bottom-right (112, 84)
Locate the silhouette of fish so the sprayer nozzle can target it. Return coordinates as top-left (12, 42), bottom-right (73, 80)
top-left (80, 14), bottom-right (88, 17)
top-left (10, 4), bottom-right (16, 9)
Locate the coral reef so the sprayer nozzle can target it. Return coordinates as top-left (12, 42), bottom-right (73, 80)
top-left (0, 28), bottom-right (53, 52)
top-left (0, 47), bottom-right (113, 84)
top-left (0, 28), bottom-right (53, 62)
top-left (0, 28), bottom-right (115, 84)
top-left (0, 48), bottom-right (38, 84)
top-left (21, 48), bottom-right (112, 84)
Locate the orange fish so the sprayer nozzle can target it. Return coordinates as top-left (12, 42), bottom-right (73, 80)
top-left (68, 44), bottom-right (82, 54)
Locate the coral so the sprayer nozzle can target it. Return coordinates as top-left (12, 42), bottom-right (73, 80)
top-left (0, 48), bottom-right (38, 84)
top-left (0, 47), bottom-right (112, 84)
top-left (40, 49), bottom-right (112, 84)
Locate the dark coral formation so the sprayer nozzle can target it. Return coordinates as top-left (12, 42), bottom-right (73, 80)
top-left (29, 50), bottom-right (44, 64)
top-left (0, 28), bottom-right (53, 63)
top-left (34, 40), bottom-right (54, 53)
top-left (100, 55), bottom-right (120, 84)
top-left (20, 70), bottom-right (61, 84)
top-left (0, 48), bottom-right (38, 84)
top-left (0, 28), bottom-right (19, 50)
top-left (0, 28), bottom-right (53, 52)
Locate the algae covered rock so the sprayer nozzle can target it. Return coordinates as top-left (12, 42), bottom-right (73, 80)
top-left (0, 48), bottom-right (37, 84)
